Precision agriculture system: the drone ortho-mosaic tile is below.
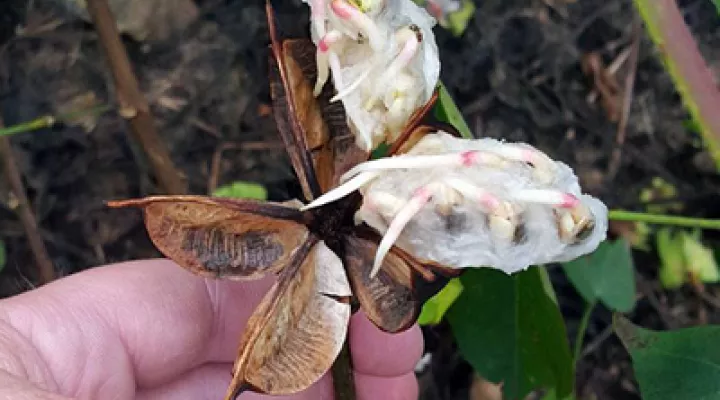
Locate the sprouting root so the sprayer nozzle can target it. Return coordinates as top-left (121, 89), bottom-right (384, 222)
top-left (303, 0), bottom-right (440, 152)
top-left (302, 131), bottom-right (608, 277)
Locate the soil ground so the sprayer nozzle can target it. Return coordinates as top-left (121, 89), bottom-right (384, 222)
top-left (1, 0), bottom-right (719, 399)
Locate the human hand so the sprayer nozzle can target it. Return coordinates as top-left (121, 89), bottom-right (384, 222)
top-left (0, 259), bottom-right (422, 399)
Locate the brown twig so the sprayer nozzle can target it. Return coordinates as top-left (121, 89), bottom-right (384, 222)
top-left (209, 142), bottom-right (233, 194)
top-left (691, 280), bottom-right (720, 310)
top-left (0, 224), bottom-right (99, 265)
top-left (0, 122), bottom-right (55, 284)
top-left (207, 141), bottom-right (287, 194)
top-left (580, 325), bottom-right (613, 359)
top-left (85, 0), bottom-right (187, 194)
top-left (607, 18), bottom-right (641, 179)
top-left (635, 272), bottom-right (684, 329)
top-left (581, 52), bottom-right (622, 122)
top-left (586, 46), bottom-right (632, 104)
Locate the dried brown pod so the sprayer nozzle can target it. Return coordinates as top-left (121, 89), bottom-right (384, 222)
top-left (108, 2), bottom-right (461, 398)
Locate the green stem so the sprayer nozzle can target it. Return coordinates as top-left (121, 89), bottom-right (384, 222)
top-left (573, 300), bottom-right (597, 365)
top-left (0, 116), bottom-right (55, 137)
top-left (609, 210), bottom-right (720, 230)
top-left (0, 105), bottom-right (112, 137)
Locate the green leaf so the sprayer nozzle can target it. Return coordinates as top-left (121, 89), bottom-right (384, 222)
top-left (447, 267), bottom-right (574, 399)
top-left (638, 177), bottom-right (683, 214)
top-left (614, 315), bottom-right (720, 400)
top-left (434, 82), bottom-right (473, 138)
top-left (417, 277), bottom-right (463, 325)
top-left (540, 388), bottom-right (577, 400)
top-left (561, 239), bottom-right (636, 312)
top-left (0, 240), bottom-right (5, 273)
top-left (656, 228), bottom-right (720, 289)
top-left (681, 230), bottom-right (720, 283)
top-left (446, 0), bottom-right (476, 36)
top-left (683, 117), bottom-right (702, 135)
top-left (712, 0), bottom-right (720, 15)
top-left (410, 0), bottom-right (474, 36)
top-left (629, 221), bottom-right (652, 251)
top-left (656, 228), bottom-right (686, 289)
top-left (370, 142), bottom-right (389, 159)
top-left (212, 181), bottom-right (267, 200)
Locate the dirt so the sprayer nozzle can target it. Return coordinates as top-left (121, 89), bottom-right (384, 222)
top-left (1, 0), bottom-right (719, 399)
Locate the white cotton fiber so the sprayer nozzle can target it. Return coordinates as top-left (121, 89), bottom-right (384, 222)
top-left (355, 132), bottom-right (609, 273)
top-left (302, 0), bottom-right (441, 151)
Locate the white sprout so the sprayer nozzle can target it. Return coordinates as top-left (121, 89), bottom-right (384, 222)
top-left (304, 131), bottom-right (609, 278)
top-left (302, 0), bottom-right (441, 152)
top-left (371, 184), bottom-right (434, 277)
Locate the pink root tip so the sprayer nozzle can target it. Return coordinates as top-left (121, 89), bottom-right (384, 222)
top-left (331, 0), bottom-right (353, 19)
top-left (319, 38), bottom-right (331, 52)
top-left (460, 151), bottom-right (480, 167)
top-left (479, 193), bottom-right (501, 211)
top-left (561, 194), bottom-right (580, 209)
top-left (413, 187), bottom-right (432, 200)
top-left (521, 149), bottom-right (537, 163)
top-left (428, 1), bottom-right (443, 19)
top-left (363, 196), bottom-right (377, 211)
top-left (311, 0), bottom-right (326, 17)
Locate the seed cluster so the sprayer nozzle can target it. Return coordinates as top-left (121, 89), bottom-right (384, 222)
top-left (300, 1), bottom-right (608, 277)
top-left (305, 132), bottom-right (608, 276)
top-left (303, 0), bottom-right (440, 151)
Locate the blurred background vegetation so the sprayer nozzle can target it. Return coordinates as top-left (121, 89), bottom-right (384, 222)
top-left (1, 0), bottom-right (719, 399)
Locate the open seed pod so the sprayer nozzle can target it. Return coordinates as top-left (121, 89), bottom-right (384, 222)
top-left (107, 2), bottom-right (608, 398)
top-left (107, 2), bottom-right (459, 398)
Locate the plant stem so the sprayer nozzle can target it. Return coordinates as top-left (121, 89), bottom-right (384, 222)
top-left (609, 210), bottom-right (720, 230)
top-left (573, 300), bottom-right (596, 365)
top-left (0, 105), bottom-right (112, 137)
top-left (86, 0), bottom-right (187, 194)
top-left (331, 340), bottom-right (356, 400)
top-left (632, 0), bottom-right (720, 170)
top-left (0, 116), bottom-right (54, 137)
top-left (0, 119), bottom-right (55, 285)
top-left (607, 18), bottom-right (641, 179)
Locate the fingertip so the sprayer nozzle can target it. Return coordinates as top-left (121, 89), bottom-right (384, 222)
top-left (354, 371), bottom-right (419, 400)
top-left (348, 311), bottom-right (423, 377)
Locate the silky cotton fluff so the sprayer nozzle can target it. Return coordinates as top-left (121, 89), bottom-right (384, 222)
top-left (302, 0), bottom-right (441, 152)
top-left (303, 131), bottom-right (608, 277)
